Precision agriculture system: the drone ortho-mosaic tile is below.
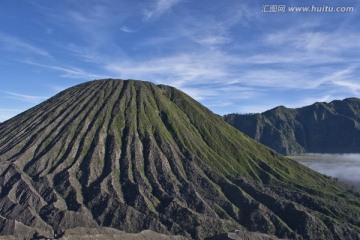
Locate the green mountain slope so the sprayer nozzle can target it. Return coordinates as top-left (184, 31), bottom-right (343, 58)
top-left (0, 80), bottom-right (359, 239)
top-left (224, 98), bottom-right (360, 155)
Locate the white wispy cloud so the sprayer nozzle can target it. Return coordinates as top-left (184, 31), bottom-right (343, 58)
top-left (120, 26), bottom-right (136, 33)
top-left (265, 30), bottom-right (360, 53)
top-left (314, 65), bottom-right (360, 94)
top-left (143, 0), bottom-right (182, 20)
top-left (105, 53), bottom-right (230, 87)
top-left (5, 92), bottom-right (48, 104)
top-left (195, 35), bottom-right (231, 46)
top-left (321, 65), bottom-right (358, 82)
top-left (22, 60), bottom-right (108, 79)
top-left (0, 33), bottom-right (50, 57)
top-left (237, 69), bottom-right (311, 89)
top-left (332, 81), bottom-right (360, 94)
top-left (188, 29), bottom-right (232, 47)
top-left (261, 27), bottom-right (360, 66)
top-left (236, 3), bottom-right (261, 23)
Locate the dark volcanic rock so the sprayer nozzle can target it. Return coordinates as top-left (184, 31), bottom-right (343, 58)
top-left (224, 98), bottom-right (360, 155)
top-left (0, 215), bottom-right (52, 240)
top-left (0, 79), bottom-right (360, 239)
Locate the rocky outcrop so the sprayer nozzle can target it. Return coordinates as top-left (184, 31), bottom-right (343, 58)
top-left (0, 80), bottom-right (359, 239)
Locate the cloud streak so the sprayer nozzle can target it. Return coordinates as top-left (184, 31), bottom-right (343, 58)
top-left (5, 92), bottom-right (48, 104)
top-left (143, 0), bottom-right (182, 20)
top-left (22, 60), bottom-right (109, 79)
top-left (0, 33), bottom-right (50, 57)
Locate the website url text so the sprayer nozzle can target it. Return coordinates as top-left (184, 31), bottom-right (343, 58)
top-left (262, 5), bottom-right (354, 13)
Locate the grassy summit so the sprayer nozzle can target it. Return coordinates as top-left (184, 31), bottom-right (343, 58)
top-left (0, 79), bottom-right (359, 239)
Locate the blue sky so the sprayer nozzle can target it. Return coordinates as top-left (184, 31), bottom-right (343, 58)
top-left (1, 0), bottom-right (360, 122)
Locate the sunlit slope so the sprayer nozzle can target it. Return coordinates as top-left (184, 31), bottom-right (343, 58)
top-left (0, 79), bottom-right (359, 239)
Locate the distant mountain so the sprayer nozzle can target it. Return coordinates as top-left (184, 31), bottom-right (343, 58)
top-left (0, 80), bottom-right (360, 239)
top-left (224, 98), bottom-right (360, 155)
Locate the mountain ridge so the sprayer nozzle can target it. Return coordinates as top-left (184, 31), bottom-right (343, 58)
top-left (0, 79), bottom-right (360, 239)
top-left (224, 98), bottom-right (360, 155)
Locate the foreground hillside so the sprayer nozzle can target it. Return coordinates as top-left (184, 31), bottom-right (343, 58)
top-left (224, 98), bottom-right (360, 155)
top-left (0, 80), bottom-right (359, 239)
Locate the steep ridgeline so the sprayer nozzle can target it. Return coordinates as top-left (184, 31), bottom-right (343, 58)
top-left (0, 80), bottom-right (359, 240)
top-left (224, 98), bottom-right (360, 155)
